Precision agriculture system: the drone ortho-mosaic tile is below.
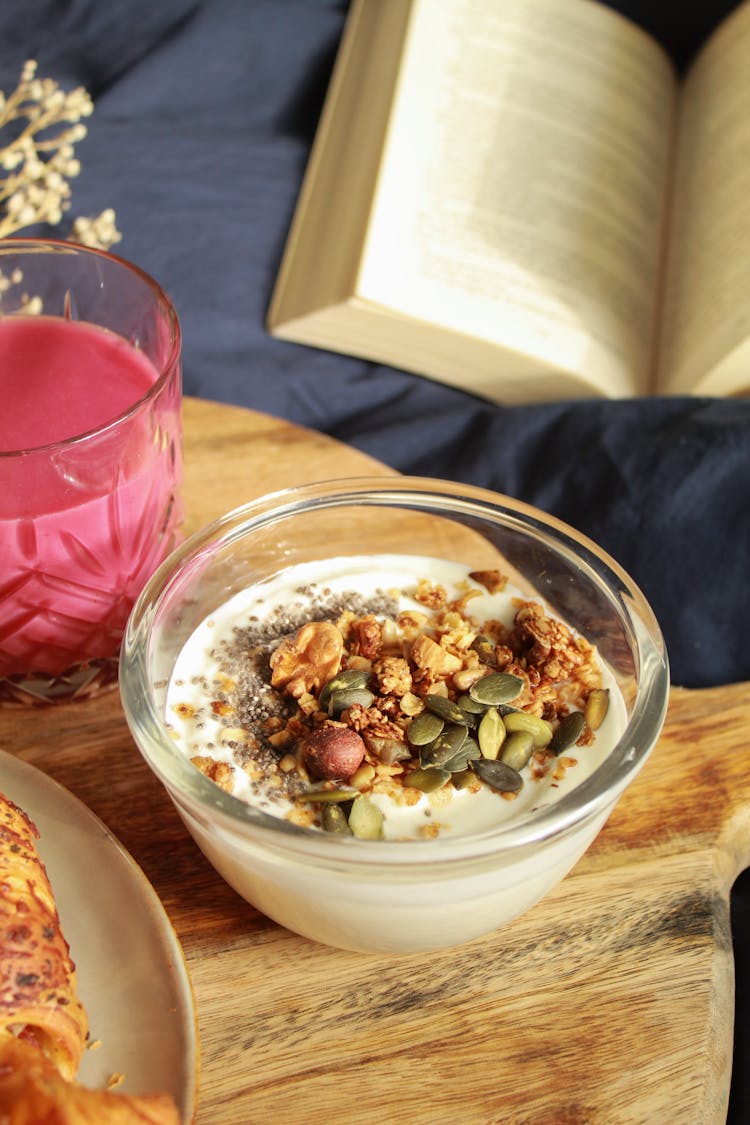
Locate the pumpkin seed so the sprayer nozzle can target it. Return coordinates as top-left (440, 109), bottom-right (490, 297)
top-left (503, 711), bottom-right (553, 747)
top-left (443, 737), bottom-right (481, 774)
top-left (585, 688), bottom-right (610, 731)
top-left (367, 737), bottom-right (411, 765)
top-left (327, 686), bottom-right (375, 717)
top-left (471, 757), bottom-right (524, 793)
top-left (424, 694), bottom-right (469, 725)
top-left (457, 693), bottom-right (486, 716)
top-left (457, 710), bottom-right (479, 732)
top-left (470, 635), bottom-right (497, 664)
top-left (406, 766), bottom-right (451, 793)
top-left (500, 730), bottom-right (535, 772)
top-left (421, 723), bottom-right (467, 768)
top-left (477, 707), bottom-right (506, 760)
top-left (451, 768), bottom-right (476, 790)
top-left (299, 786), bottom-right (359, 804)
top-left (318, 669), bottom-right (370, 710)
top-left (549, 710), bottom-right (586, 756)
top-left (321, 804), bottom-right (353, 835)
top-left (407, 710), bottom-right (445, 747)
top-left (469, 672), bottom-right (525, 706)
top-left (348, 795), bottom-right (384, 840)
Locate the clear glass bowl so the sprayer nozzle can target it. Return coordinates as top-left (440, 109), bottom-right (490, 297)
top-left (120, 477), bottom-right (669, 953)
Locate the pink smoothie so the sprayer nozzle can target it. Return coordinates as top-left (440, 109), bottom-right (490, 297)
top-left (0, 316), bottom-right (156, 450)
top-left (0, 316), bottom-right (182, 679)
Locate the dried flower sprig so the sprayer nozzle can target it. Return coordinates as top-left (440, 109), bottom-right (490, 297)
top-left (0, 265), bottom-right (41, 314)
top-left (0, 60), bottom-right (121, 249)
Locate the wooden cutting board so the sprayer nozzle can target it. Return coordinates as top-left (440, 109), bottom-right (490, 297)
top-left (1, 397), bottom-right (747, 1124)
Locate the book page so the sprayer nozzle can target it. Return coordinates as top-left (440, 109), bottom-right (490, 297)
top-left (357, 0), bottom-right (676, 398)
top-left (657, 1), bottom-right (750, 396)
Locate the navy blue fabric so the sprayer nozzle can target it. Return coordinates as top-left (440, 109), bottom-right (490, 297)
top-left (2, 2), bottom-right (749, 1117)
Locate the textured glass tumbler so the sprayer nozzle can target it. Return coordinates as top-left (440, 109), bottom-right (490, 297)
top-left (0, 240), bottom-right (183, 705)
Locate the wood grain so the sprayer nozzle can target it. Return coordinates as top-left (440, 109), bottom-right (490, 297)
top-left (1, 398), bottom-right (747, 1125)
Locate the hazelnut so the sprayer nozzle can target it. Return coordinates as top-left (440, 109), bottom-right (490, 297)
top-left (303, 725), bottom-right (366, 781)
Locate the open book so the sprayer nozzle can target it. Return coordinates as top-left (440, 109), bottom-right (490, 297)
top-left (267, 0), bottom-right (750, 404)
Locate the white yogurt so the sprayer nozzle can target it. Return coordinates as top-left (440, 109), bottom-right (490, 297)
top-left (166, 555), bottom-right (626, 841)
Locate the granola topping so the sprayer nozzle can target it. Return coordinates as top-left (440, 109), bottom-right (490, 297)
top-left (165, 555), bottom-right (623, 840)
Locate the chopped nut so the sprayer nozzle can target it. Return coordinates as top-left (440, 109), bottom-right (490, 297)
top-left (349, 614), bottom-right (383, 660)
top-left (268, 729), bottom-right (294, 749)
top-left (452, 665), bottom-right (486, 691)
top-left (410, 634), bottom-right (462, 676)
top-left (374, 655), bottom-right (412, 696)
top-left (347, 704), bottom-right (405, 742)
top-left (286, 806), bottom-right (316, 828)
top-left (270, 620), bottom-right (343, 698)
top-left (210, 699), bottom-right (235, 717)
top-left (415, 579), bottom-right (447, 609)
top-left (173, 701), bottom-right (196, 719)
top-left (397, 610), bottom-right (428, 636)
top-left (512, 601), bottom-right (595, 685)
top-left (399, 691), bottom-right (424, 716)
top-left (191, 756), bottom-right (234, 792)
top-left (350, 762), bottom-right (376, 790)
top-left (469, 569), bottom-right (507, 594)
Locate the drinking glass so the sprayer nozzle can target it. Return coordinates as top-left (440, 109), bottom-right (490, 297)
top-left (0, 239), bottom-right (183, 704)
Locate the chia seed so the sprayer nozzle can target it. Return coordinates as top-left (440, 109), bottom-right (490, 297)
top-left (200, 587), bottom-right (399, 802)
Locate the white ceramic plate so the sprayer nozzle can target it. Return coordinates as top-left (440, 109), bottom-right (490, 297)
top-left (0, 751), bottom-right (198, 1122)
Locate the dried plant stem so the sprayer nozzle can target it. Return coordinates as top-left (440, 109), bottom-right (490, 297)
top-left (0, 60), bottom-right (120, 249)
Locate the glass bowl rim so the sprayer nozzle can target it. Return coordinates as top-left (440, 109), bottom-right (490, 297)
top-left (119, 475), bottom-right (670, 868)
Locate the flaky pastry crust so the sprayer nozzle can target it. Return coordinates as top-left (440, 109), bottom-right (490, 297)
top-left (0, 1035), bottom-right (180, 1124)
top-left (0, 792), bottom-right (89, 1082)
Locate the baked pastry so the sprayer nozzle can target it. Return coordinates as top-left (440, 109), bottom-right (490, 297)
top-left (0, 791), bottom-right (88, 1081)
top-left (0, 1034), bottom-right (181, 1124)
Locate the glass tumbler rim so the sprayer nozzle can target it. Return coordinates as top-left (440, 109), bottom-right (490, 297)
top-left (0, 237), bottom-right (181, 457)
